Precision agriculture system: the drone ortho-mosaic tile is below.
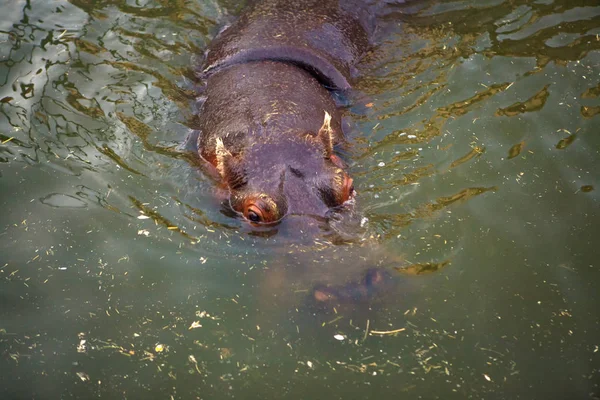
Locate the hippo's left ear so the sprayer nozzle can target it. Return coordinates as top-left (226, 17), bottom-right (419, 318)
top-left (215, 138), bottom-right (246, 189)
top-left (317, 111), bottom-right (334, 159)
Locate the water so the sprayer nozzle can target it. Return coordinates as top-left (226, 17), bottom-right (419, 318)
top-left (1, 0), bottom-right (599, 398)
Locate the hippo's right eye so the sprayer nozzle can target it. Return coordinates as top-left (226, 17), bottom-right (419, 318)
top-left (241, 195), bottom-right (281, 225)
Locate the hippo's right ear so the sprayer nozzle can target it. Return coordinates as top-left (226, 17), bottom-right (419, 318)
top-left (215, 138), bottom-right (246, 189)
top-left (317, 111), bottom-right (334, 159)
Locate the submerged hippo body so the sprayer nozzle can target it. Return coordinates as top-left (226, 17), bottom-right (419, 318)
top-left (195, 0), bottom-right (376, 226)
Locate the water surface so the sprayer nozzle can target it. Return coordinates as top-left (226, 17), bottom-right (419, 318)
top-left (1, 0), bottom-right (599, 398)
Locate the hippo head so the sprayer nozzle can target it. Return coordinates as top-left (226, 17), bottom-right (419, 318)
top-left (214, 113), bottom-right (355, 225)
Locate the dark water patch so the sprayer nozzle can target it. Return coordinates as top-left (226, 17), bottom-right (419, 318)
top-left (581, 104), bottom-right (600, 118)
top-left (495, 84), bottom-right (551, 116)
top-left (507, 140), bottom-right (525, 159)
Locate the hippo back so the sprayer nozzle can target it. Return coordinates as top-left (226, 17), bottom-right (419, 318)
top-left (201, 0), bottom-right (374, 90)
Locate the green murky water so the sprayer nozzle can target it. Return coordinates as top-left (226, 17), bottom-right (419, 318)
top-left (1, 0), bottom-right (599, 398)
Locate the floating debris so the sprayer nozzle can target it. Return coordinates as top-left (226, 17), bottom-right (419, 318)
top-left (219, 348), bottom-right (233, 359)
top-left (195, 310), bottom-right (219, 320)
top-left (370, 328), bottom-right (406, 336)
top-left (76, 372), bottom-right (90, 382)
top-left (189, 321), bottom-right (202, 330)
top-left (77, 339), bottom-right (87, 353)
top-left (189, 355), bottom-right (202, 374)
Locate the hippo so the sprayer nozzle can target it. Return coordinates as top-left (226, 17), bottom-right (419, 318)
top-left (190, 0), bottom-right (416, 303)
top-left (194, 0), bottom-right (378, 227)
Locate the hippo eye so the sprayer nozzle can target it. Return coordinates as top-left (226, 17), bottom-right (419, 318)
top-left (245, 204), bottom-right (264, 223)
top-left (320, 171), bottom-right (354, 207)
top-left (341, 174), bottom-right (354, 203)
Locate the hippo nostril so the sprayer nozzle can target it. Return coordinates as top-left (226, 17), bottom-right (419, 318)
top-left (288, 166), bottom-right (304, 178)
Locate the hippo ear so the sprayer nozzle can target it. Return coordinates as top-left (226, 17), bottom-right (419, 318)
top-left (215, 138), bottom-right (246, 189)
top-left (316, 111), bottom-right (334, 159)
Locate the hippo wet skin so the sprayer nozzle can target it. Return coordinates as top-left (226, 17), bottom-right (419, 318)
top-left (194, 0), bottom-right (378, 226)
top-left (191, 0), bottom-right (408, 303)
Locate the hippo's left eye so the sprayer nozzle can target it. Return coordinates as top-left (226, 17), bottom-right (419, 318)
top-left (341, 173), bottom-right (354, 203)
top-left (245, 204), bottom-right (265, 224)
